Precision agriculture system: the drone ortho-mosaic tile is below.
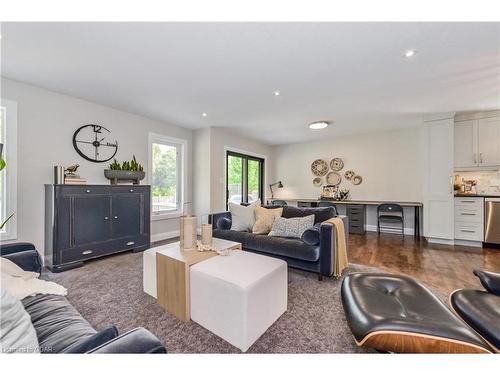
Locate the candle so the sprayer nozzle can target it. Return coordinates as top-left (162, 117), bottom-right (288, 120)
top-left (201, 224), bottom-right (213, 246)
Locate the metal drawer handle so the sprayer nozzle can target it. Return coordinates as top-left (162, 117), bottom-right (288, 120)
top-left (114, 216), bottom-right (118, 219)
top-left (104, 216), bottom-right (109, 220)
top-left (460, 230), bottom-right (476, 233)
top-left (86, 189), bottom-right (91, 193)
top-left (82, 250), bottom-right (93, 255)
top-left (460, 213), bottom-right (476, 216)
top-left (126, 241), bottom-right (135, 246)
top-left (129, 189), bottom-right (134, 192)
top-left (460, 201), bottom-right (475, 203)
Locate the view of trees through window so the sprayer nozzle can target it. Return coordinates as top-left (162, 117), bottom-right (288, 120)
top-left (152, 142), bottom-right (178, 213)
top-left (227, 152), bottom-right (263, 205)
top-left (0, 108), bottom-right (5, 230)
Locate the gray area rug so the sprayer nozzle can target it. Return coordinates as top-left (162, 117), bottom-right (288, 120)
top-left (46, 250), bottom-right (379, 353)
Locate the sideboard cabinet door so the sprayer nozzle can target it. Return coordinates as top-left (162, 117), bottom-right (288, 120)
top-left (111, 193), bottom-right (142, 239)
top-left (73, 195), bottom-right (112, 246)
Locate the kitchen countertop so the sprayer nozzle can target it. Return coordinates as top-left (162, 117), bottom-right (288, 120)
top-left (454, 193), bottom-right (500, 198)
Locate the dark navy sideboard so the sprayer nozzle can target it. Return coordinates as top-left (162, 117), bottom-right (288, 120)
top-left (44, 184), bottom-right (151, 272)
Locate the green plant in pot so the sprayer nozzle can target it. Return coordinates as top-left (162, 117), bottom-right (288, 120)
top-left (104, 155), bottom-right (145, 185)
top-left (0, 143), bottom-right (14, 230)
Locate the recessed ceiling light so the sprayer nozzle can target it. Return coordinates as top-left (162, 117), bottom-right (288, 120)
top-left (403, 49), bottom-right (417, 58)
top-left (201, 113), bottom-right (207, 117)
top-left (274, 91), bottom-right (280, 96)
top-left (309, 121), bottom-right (329, 130)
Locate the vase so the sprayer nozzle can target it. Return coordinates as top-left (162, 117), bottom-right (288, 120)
top-left (180, 215), bottom-right (197, 251)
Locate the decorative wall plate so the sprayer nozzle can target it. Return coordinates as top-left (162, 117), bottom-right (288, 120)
top-left (313, 177), bottom-right (323, 187)
top-left (311, 159), bottom-right (329, 176)
top-left (326, 171), bottom-right (342, 185)
top-left (344, 170), bottom-right (355, 181)
top-left (352, 175), bottom-right (363, 185)
top-left (330, 157), bottom-right (344, 171)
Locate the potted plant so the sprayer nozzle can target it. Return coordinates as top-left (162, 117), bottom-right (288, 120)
top-left (104, 155), bottom-right (146, 185)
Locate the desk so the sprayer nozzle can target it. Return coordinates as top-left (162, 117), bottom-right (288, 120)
top-left (268, 198), bottom-right (423, 238)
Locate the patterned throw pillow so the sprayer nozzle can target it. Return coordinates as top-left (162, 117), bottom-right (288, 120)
top-left (252, 206), bottom-right (283, 234)
top-left (268, 214), bottom-right (315, 239)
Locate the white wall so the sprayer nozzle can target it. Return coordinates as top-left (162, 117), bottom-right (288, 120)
top-left (271, 127), bottom-right (423, 233)
top-left (1, 78), bottom-right (192, 254)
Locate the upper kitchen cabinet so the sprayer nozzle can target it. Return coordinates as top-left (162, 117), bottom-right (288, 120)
top-left (454, 120), bottom-right (477, 168)
top-left (454, 112), bottom-right (500, 170)
top-left (477, 117), bottom-right (500, 167)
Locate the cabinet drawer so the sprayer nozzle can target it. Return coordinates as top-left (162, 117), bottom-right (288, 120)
top-left (454, 206), bottom-right (484, 223)
top-left (454, 222), bottom-right (484, 241)
top-left (349, 224), bottom-right (365, 234)
top-left (454, 197), bottom-right (483, 209)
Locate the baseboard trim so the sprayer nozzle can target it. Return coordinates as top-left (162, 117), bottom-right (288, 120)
top-left (453, 240), bottom-right (483, 248)
top-left (365, 225), bottom-right (415, 236)
top-left (425, 237), bottom-right (455, 245)
top-left (151, 230), bottom-right (180, 243)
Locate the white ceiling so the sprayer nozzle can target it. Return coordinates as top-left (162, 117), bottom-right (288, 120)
top-left (1, 22), bottom-right (500, 145)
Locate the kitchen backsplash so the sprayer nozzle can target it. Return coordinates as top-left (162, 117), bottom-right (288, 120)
top-left (454, 170), bottom-right (500, 194)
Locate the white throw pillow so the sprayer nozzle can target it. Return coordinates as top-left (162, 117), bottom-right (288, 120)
top-left (0, 258), bottom-right (67, 300)
top-left (228, 199), bottom-right (261, 231)
top-left (0, 288), bottom-right (40, 353)
top-left (268, 214), bottom-right (315, 239)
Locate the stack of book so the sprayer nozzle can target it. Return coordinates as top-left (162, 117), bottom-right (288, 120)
top-left (64, 175), bottom-right (87, 185)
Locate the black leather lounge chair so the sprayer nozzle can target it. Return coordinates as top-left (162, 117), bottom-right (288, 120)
top-left (341, 273), bottom-right (493, 353)
top-left (450, 270), bottom-right (500, 353)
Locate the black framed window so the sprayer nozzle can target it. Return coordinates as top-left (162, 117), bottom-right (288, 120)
top-left (226, 151), bottom-right (264, 208)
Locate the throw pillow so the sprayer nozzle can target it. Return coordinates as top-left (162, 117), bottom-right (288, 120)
top-left (0, 288), bottom-right (39, 353)
top-left (252, 206), bottom-right (283, 234)
top-left (228, 199), bottom-right (261, 231)
top-left (268, 214), bottom-right (315, 239)
top-left (301, 223), bottom-right (321, 246)
top-left (1, 258), bottom-right (67, 300)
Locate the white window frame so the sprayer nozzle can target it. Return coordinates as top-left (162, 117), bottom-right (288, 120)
top-left (148, 133), bottom-right (187, 221)
top-left (0, 99), bottom-right (18, 241)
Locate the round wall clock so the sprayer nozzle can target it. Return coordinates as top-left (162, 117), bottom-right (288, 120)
top-left (311, 159), bottom-right (328, 176)
top-left (330, 157), bottom-right (344, 171)
top-left (72, 124), bottom-right (118, 163)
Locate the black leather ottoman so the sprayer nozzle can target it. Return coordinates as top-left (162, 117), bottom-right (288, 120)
top-left (341, 273), bottom-right (492, 353)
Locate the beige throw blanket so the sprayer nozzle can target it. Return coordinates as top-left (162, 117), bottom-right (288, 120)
top-left (323, 217), bottom-right (348, 277)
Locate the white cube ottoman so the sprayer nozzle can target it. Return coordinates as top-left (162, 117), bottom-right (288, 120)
top-left (190, 251), bottom-right (287, 352)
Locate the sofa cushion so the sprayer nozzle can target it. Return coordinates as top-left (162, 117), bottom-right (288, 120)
top-left (213, 229), bottom-right (319, 262)
top-left (253, 206), bottom-right (283, 234)
top-left (228, 200), bottom-right (260, 231)
top-left (282, 206), bottom-right (336, 224)
top-left (22, 294), bottom-right (97, 353)
top-left (269, 215), bottom-right (315, 239)
top-left (0, 288), bottom-right (39, 353)
top-left (216, 216), bottom-right (232, 230)
top-left (301, 224), bottom-right (320, 246)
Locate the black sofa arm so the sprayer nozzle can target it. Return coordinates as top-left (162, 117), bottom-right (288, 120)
top-left (318, 215), bottom-right (349, 277)
top-left (209, 211), bottom-right (232, 230)
top-left (87, 327), bottom-right (166, 354)
top-left (1, 242), bottom-right (42, 274)
top-left (0, 242), bottom-right (36, 256)
top-left (474, 269), bottom-right (500, 296)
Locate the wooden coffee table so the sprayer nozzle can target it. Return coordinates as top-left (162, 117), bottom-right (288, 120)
top-left (156, 238), bottom-right (241, 321)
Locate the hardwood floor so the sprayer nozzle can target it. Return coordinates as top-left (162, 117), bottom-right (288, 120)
top-left (154, 233), bottom-right (500, 296)
top-left (349, 232), bottom-right (500, 295)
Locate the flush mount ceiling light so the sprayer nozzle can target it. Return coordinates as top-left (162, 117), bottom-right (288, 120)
top-left (274, 91), bottom-right (280, 96)
top-left (309, 121), bottom-right (329, 130)
top-left (201, 113), bottom-right (208, 117)
top-left (403, 49), bottom-right (417, 58)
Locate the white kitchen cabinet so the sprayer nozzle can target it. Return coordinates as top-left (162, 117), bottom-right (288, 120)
top-left (423, 115), bottom-right (455, 242)
top-left (477, 117), bottom-right (500, 166)
top-left (454, 120), bottom-right (477, 168)
top-left (454, 115), bottom-right (500, 169)
top-left (454, 197), bottom-right (484, 242)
